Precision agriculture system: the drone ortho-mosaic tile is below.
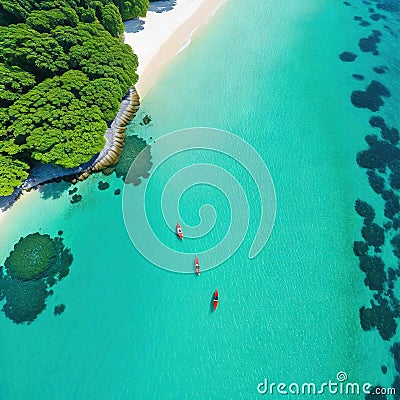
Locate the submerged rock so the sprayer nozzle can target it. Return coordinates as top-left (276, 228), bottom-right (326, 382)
top-left (54, 304), bottom-right (66, 316)
top-left (0, 233), bottom-right (73, 324)
top-left (98, 181), bottom-right (110, 190)
top-left (142, 115), bottom-right (152, 125)
top-left (70, 194), bottom-right (82, 204)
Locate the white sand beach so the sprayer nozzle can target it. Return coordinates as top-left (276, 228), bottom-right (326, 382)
top-left (124, 0), bottom-right (227, 97)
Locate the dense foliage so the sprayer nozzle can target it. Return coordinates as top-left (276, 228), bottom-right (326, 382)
top-left (0, 0), bottom-right (147, 195)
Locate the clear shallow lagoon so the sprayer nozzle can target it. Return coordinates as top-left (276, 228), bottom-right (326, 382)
top-left (0, 0), bottom-right (398, 398)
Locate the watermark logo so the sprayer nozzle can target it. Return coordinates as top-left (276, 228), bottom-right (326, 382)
top-left (122, 128), bottom-right (276, 273)
top-left (257, 372), bottom-right (396, 396)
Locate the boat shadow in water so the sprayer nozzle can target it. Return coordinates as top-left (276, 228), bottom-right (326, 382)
top-left (210, 294), bottom-right (216, 313)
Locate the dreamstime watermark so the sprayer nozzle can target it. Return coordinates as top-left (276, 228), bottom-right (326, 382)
top-left (122, 128), bottom-right (276, 273)
top-left (257, 372), bottom-right (396, 396)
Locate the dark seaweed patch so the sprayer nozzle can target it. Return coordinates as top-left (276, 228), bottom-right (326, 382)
top-left (358, 30), bottom-right (382, 54)
top-left (355, 199), bottom-right (376, 222)
top-left (376, 2), bottom-right (400, 12)
top-left (359, 255), bottom-right (386, 292)
top-left (351, 81), bottom-right (391, 112)
top-left (373, 66), bottom-right (387, 74)
top-left (367, 170), bottom-right (386, 194)
top-left (370, 13), bottom-right (386, 21)
top-left (369, 116), bottom-right (399, 145)
top-left (360, 20), bottom-right (372, 27)
top-left (352, 73), bottom-right (365, 81)
top-left (392, 343), bottom-right (400, 373)
top-left (360, 305), bottom-right (379, 330)
top-left (359, 301), bottom-right (397, 340)
top-left (370, 116), bottom-right (386, 128)
top-left (383, 221), bottom-right (392, 231)
top-left (390, 171), bottom-right (400, 190)
top-left (354, 240), bottom-right (369, 256)
top-left (339, 51), bottom-right (358, 62)
top-left (384, 190), bottom-right (400, 219)
top-left (362, 222), bottom-right (385, 248)
top-left (391, 235), bottom-right (400, 258)
top-left (114, 189), bottom-right (121, 195)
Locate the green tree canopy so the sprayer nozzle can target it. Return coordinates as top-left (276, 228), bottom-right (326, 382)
top-left (0, 154), bottom-right (29, 196)
top-left (8, 70), bottom-right (107, 168)
top-left (112, 0), bottom-right (149, 20)
top-left (101, 3), bottom-right (124, 37)
top-left (26, 7), bottom-right (79, 33)
top-left (81, 77), bottom-right (122, 120)
top-left (0, 24), bottom-right (70, 77)
top-left (0, 63), bottom-right (36, 107)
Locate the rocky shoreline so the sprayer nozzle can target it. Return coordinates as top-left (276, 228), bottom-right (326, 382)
top-left (0, 86), bottom-right (140, 211)
top-left (74, 86), bottom-right (140, 182)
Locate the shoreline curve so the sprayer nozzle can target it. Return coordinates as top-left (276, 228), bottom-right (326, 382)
top-left (124, 0), bottom-right (227, 98)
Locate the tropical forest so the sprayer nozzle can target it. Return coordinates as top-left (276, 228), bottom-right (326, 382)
top-left (0, 0), bottom-right (151, 196)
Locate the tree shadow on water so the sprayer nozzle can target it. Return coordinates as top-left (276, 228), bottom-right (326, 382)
top-left (124, 19), bottom-right (145, 33)
top-left (149, 0), bottom-right (177, 13)
top-left (38, 179), bottom-right (73, 200)
top-left (0, 188), bottom-right (21, 212)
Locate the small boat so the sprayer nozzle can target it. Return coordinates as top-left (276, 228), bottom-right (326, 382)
top-left (176, 223), bottom-right (183, 240)
top-left (213, 288), bottom-right (219, 311)
top-left (195, 256), bottom-right (200, 276)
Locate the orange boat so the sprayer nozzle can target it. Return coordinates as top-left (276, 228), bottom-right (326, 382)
top-left (213, 289), bottom-right (219, 310)
top-left (195, 256), bottom-right (200, 276)
top-left (176, 223), bottom-right (183, 240)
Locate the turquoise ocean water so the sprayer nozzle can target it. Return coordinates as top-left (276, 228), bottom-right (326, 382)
top-left (0, 0), bottom-right (399, 398)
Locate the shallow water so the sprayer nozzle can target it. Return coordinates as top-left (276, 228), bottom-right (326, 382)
top-left (0, 0), bottom-right (399, 398)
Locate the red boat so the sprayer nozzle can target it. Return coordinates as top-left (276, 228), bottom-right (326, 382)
top-left (176, 223), bottom-right (183, 239)
top-left (213, 289), bottom-right (219, 310)
top-left (195, 256), bottom-right (200, 276)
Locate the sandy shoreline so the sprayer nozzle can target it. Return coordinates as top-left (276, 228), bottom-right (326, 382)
top-left (124, 0), bottom-right (227, 98)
